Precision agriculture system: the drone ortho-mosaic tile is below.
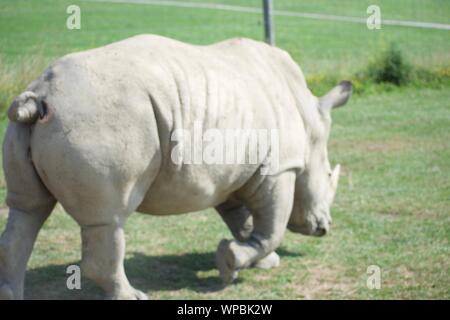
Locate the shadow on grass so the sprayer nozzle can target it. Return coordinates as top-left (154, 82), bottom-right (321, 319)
top-left (24, 247), bottom-right (302, 299)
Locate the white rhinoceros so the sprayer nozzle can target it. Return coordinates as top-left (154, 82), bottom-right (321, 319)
top-left (0, 34), bottom-right (351, 300)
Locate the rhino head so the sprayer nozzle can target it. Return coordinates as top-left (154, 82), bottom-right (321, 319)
top-left (288, 81), bottom-right (352, 237)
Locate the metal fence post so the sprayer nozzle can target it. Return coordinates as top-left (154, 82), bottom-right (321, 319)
top-left (263, 0), bottom-right (275, 45)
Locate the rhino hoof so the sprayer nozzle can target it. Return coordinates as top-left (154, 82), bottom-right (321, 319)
top-left (252, 252), bottom-right (280, 270)
top-left (0, 283), bottom-right (14, 300)
top-left (132, 289), bottom-right (148, 300)
top-left (216, 239), bottom-right (239, 284)
top-left (107, 288), bottom-right (148, 300)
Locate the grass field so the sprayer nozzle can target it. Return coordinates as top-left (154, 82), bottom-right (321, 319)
top-left (1, 0), bottom-right (450, 72)
top-left (0, 0), bottom-right (449, 299)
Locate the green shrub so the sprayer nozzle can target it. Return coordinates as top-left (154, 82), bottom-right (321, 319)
top-left (307, 44), bottom-right (450, 96)
top-left (365, 44), bottom-right (411, 85)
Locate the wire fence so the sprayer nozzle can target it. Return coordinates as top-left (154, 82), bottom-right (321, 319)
top-left (77, 0), bottom-right (450, 75)
top-left (2, 0), bottom-right (450, 77)
top-left (85, 0), bottom-right (450, 30)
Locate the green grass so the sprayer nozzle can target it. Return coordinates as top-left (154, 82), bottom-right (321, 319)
top-left (188, 0), bottom-right (450, 24)
top-left (1, 0), bottom-right (449, 73)
top-left (0, 0), bottom-right (449, 112)
top-left (0, 0), bottom-right (449, 299)
top-left (1, 86), bottom-right (448, 299)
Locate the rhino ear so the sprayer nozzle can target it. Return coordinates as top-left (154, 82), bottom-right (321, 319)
top-left (319, 81), bottom-right (352, 112)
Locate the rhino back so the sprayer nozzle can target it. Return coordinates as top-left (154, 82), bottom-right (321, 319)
top-left (28, 35), bottom-right (308, 215)
top-left (135, 36), bottom-right (308, 213)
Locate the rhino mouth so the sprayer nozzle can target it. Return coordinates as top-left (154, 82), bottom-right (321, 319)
top-left (287, 224), bottom-right (310, 235)
top-left (287, 223), bottom-right (328, 237)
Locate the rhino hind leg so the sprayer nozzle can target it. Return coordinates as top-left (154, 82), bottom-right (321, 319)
top-left (216, 171), bottom-right (295, 283)
top-left (0, 206), bottom-right (55, 300)
top-left (80, 221), bottom-right (147, 300)
top-left (0, 123), bottom-right (56, 300)
top-left (216, 202), bottom-right (281, 270)
top-left (63, 178), bottom-right (151, 300)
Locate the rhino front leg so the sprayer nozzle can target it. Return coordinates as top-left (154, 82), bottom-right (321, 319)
top-left (0, 205), bottom-right (54, 300)
top-left (216, 202), bottom-right (280, 270)
top-left (216, 201), bottom-right (253, 242)
top-left (80, 222), bottom-right (147, 300)
top-left (216, 171), bottom-right (295, 283)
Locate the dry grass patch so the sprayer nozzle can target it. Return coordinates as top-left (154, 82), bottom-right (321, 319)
top-left (0, 55), bottom-right (49, 113)
top-left (330, 138), bottom-right (416, 154)
top-left (288, 263), bottom-right (357, 299)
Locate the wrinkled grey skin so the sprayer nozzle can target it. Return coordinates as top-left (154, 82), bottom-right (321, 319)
top-left (0, 35), bottom-right (351, 300)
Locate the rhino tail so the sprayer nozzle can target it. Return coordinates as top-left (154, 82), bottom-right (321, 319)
top-left (7, 91), bottom-right (46, 124)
